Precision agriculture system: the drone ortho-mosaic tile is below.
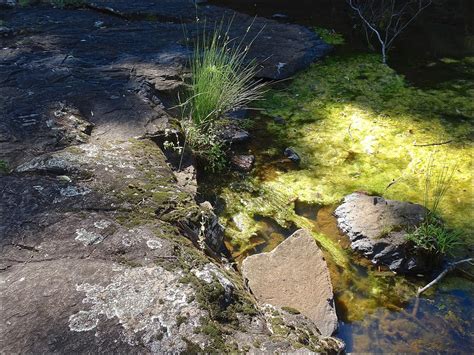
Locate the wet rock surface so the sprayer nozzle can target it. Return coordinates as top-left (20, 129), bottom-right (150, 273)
top-left (231, 154), bottom-right (255, 172)
top-left (241, 229), bottom-right (339, 336)
top-left (83, 0), bottom-right (332, 80)
top-left (284, 147), bottom-right (301, 164)
top-left (0, 1), bottom-right (341, 353)
top-left (335, 192), bottom-right (430, 274)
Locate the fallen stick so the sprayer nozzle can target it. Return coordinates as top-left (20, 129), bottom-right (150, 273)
top-left (417, 258), bottom-right (473, 297)
top-left (414, 140), bottom-right (453, 147)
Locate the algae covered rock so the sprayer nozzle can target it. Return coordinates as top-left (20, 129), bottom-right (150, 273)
top-left (241, 229), bottom-right (338, 336)
top-left (335, 192), bottom-right (430, 274)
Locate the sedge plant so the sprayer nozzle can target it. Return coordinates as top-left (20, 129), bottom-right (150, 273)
top-left (186, 19), bottom-right (265, 127)
top-left (406, 153), bottom-right (462, 256)
top-left (178, 18), bottom-right (265, 171)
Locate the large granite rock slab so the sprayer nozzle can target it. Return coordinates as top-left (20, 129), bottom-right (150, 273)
top-left (1, 1), bottom-right (330, 166)
top-left (84, 0), bottom-right (332, 80)
top-left (0, 2), bottom-right (342, 353)
top-left (242, 229), bottom-right (338, 336)
top-left (335, 192), bottom-right (430, 274)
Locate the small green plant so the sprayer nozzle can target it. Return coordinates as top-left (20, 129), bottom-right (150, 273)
top-left (407, 219), bottom-right (462, 255)
top-left (178, 19), bottom-right (265, 172)
top-left (422, 153), bottom-right (457, 215)
top-left (182, 19), bottom-right (265, 128)
top-left (313, 27), bottom-right (345, 45)
top-left (182, 121), bottom-right (227, 172)
top-left (406, 154), bottom-right (462, 256)
top-left (0, 160), bottom-right (9, 174)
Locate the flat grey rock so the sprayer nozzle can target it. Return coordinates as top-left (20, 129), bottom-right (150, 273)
top-left (335, 192), bottom-right (430, 274)
top-left (242, 229), bottom-right (338, 336)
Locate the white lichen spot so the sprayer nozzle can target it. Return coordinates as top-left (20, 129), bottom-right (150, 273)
top-left (60, 185), bottom-right (91, 197)
top-left (276, 62), bottom-right (287, 74)
top-left (121, 236), bottom-right (133, 247)
top-left (75, 228), bottom-right (104, 246)
top-left (80, 144), bottom-right (99, 158)
top-left (68, 267), bottom-right (207, 351)
top-left (146, 239), bottom-right (162, 250)
top-left (192, 264), bottom-right (233, 291)
top-left (94, 220), bottom-right (112, 230)
top-left (69, 311), bottom-right (99, 332)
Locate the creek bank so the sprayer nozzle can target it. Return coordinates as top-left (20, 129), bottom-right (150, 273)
top-left (207, 48), bottom-right (473, 352)
top-left (0, 2), bottom-right (344, 353)
top-left (242, 229), bottom-right (339, 337)
top-left (334, 192), bottom-right (431, 274)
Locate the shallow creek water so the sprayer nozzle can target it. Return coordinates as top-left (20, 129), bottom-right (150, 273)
top-left (200, 0), bottom-right (473, 352)
top-left (199, 111), bottom-right (473, 352)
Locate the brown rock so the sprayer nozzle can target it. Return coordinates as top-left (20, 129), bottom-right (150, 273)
top-left (231, 154), bottom-right (255, 172)
top-left (241, 229), bottom-right (338, 336)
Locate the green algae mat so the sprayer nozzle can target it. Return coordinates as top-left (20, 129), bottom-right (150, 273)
top-left (220, 53), bottom-right (473, 260)
top-left (206, 52), bottom-right (473, 353)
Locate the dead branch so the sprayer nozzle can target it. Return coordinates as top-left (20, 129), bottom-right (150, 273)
top-left (414, 140), bottom-right (453, 147)
top-left (347, 0), bottom-right (432, 63)
top-left (417, 258), bottom-right (473, 297)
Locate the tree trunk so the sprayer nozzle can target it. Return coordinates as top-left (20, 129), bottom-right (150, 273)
top-left (381, 45), bottom-right (387, 64)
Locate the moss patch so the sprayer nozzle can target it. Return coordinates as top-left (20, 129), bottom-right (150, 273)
top-left (0, 160), bottom-right (9, 175)
top-left (313, 27), bottom-right (345, 45)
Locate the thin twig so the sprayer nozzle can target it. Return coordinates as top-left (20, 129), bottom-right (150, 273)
top-left (414, 140), bottom-right (453, 147)
top-left (417, 258), bottom-right (473, 296)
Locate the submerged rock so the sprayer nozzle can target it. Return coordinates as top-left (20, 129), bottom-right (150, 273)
top-left (284, 147), bottom-right (301, 164)
top-left (218, 124), bottom-right (251, 144)
top-left (230, 154), bottom-right (255, 172)
top-left (241, 229), bottom-right (338, 336)
top-left (335, 192), bottom-right (430, 274)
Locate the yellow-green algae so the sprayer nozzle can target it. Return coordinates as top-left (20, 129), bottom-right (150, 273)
top-left (220, 181), bottom-right (348, 266)
top-left (221, 53), bottom-right (472, 256)
top-left (216, 53), bottom-right (473, 325)
top-left (260, 53), bottom-right (473, 238)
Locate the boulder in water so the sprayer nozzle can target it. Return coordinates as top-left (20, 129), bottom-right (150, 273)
top-left (242, 229), bottom-right (338, 336)
top-left (334, 192), bottom-right (430, 274)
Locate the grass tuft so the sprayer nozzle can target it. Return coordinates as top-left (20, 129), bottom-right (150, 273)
top-left (313, 27), bottom-right (345, 45)
top-left (183, 19), bottom-right (265, 128)
top-left (407, 154), bottom-right (462, 256)
top-left (178, 18), bottom-right (266, 172)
